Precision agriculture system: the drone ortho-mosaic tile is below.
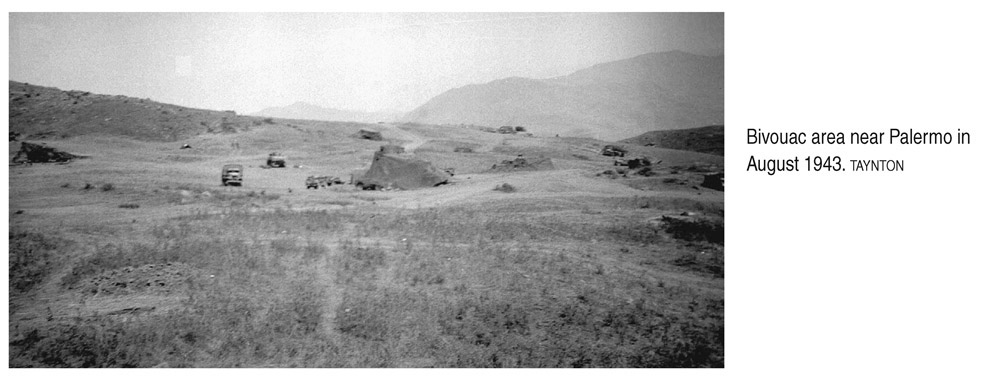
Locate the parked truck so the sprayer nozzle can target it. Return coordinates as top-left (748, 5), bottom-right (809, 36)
top-left (306, 175), bottom-right (343, 189)
top-left (221, 164), bottom-right (243, 186)
top-left (601, 145), bottom-right (627, 157)
top-left (266, 152), bottom-right (286, 168)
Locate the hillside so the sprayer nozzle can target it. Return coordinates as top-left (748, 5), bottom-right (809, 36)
top-left (621, 125), bottom-right (725, 156)
top-left (403, 51), bottom-right (723, 141)
top-left (8, 81), bottom-right (271, 142)
top-left (9, 115), bottom-right (723, 368)
top-left (9, 79), bottom-right (722, 367)
top-left (252, 101), bottom-right (402, 123)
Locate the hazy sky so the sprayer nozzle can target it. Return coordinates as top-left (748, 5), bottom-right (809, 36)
top-left (9, 13), bottom-right (723, 114)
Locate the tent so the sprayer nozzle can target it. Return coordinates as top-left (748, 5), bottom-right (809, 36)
top-left (357, 129), bottom-right (383, 141)
top-left (355, 151), bottom-right (449, 190)
top-left (11, 142), bottom-right (81, 164)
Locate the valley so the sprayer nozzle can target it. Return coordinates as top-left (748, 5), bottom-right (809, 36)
top-left (9, 111), bottom-right (723, 367)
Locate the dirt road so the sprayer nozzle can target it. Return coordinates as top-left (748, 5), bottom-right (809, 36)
top-left (378, 123), bottom-right (429, 153)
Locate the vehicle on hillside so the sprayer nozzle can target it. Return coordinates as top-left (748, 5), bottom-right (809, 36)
top-left (306, 175), bottom-right (342, 189)
top-left (267, 152), bottom-right (286, 167)
top-left (601, 145), bottom-right (627, 157)
top-left (221, 164), bottom-right (243, 186)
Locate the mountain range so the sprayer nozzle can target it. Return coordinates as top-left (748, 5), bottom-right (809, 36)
top-left (251, 102), bottom-right (402, 123)
top-left (402, 50), bottom-right (723, 141)
top-left (11, 51), bottom-right (723, 143)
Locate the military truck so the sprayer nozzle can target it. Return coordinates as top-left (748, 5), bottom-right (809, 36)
top-left (306, 175), bottom-right (342, 189)
top-left (601, 145), bottom-right (627, 157)
top-left (267, 152), bottom-right (286, 168)
top-left (221, 164), bottom-right (243, 186)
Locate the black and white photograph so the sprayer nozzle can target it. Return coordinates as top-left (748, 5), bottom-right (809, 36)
top-left (8, 2), bottom-right (986, 382)
top-left (7, 11), bottom-right (725, 368)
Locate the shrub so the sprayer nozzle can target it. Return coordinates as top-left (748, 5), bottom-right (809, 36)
top-left (119, 203), bottom-right (140, 209)
top-left (661, 216), bottom-right (724, 244)
top-left (101, 183), bottom-right (115, 192)
top-left (671, 252), bottom-right (724, 277)
top-left (9, 322), bottom-right (129, 367)
top-left (605, 220), bottom-right (664, 245)
top-left (9, 232), bottom-right (64, 293)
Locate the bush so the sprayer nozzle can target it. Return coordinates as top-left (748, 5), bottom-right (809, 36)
top-left (671, 252), bottom-right (724, 277)
top-left (118, 203), bottom-right (140, 209)
top-left (9, 232), bottom-right (64, 293)
top-left (9, 323), bottom-right (130, 367)
top-left (661, 216), bottom-right (724, 244)
top-left (101, 183), bottom-right (115, 192)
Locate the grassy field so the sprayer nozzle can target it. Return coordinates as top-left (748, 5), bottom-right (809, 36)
top-left (9, 113), bottom-right (723, 367)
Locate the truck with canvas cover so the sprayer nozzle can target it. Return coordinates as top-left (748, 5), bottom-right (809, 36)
top-left (267, 152), bottom-right (286, 167)
top-left (601, 145), bottom-right (627, 157)
top-left (222, 164), bottom-right (243, 186)
top-left (306, 175), bottom-right (342, 189)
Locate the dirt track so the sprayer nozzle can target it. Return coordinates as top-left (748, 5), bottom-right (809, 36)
top-left (378, 123), bottom-right (429, 153)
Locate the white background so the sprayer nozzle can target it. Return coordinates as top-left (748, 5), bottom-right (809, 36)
top-left (730, 2), bottom-right (983, 383)
top-left (5, 1), bottom-right (985, 383)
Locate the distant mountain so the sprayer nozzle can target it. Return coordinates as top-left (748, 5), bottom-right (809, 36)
top-left (252, 102), bottom-right (403, 123)
top-left (403, 51), bottom-right (723, 141)
top-left (8, 81), bottom-right (269, 142)
top-left (621, 125), bottom-right (724, 156)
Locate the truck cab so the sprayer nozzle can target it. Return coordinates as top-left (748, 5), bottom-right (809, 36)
top-left (267, 152), bottom-right (286, 168)
top-left (222, 164), bottom-right (243, 186)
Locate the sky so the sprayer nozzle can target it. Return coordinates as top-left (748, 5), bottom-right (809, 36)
top-left (9, 12), bottom-right (724, 114)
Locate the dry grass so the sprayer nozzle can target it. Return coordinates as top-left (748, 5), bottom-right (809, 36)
top-left (9, 200), bottom-right (723, 368)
